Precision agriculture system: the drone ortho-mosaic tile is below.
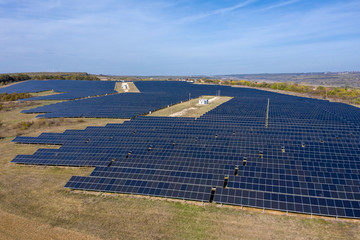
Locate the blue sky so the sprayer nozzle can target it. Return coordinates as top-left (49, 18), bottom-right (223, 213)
top-left (0, 0), bottom-right (359, 75)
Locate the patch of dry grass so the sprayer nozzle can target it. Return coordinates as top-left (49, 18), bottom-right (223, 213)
top-left (126, 82), bottom-right (140, 93)
top-left (0, 100), bottom-right (60, 127)
top-left (30, 90), bottom-right (63, 97)
top-left (114, 82), bottom-right (125, 93)
top-left (0, 100), bottom-right (128, 138)
top-left (114, 82), bottom-right (140, 93)
top-left (0, 209), bottom-right (101, 240)
top-left (148, 95), bottom-right (232, 118)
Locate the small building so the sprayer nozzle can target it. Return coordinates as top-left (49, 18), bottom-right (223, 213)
top-left (121, 83), bottom-right (128, 89)
top-left (199, 99), bottom-right (208, 105)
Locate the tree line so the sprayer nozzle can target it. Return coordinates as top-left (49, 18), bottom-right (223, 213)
top-left (0, 74), bottom-right (31, 85)
top-left (30, 73), bottom-right (99, 81)
top-left (0, 92), bottom-right (33, 101)
top-left (0, 73), bottom-right (99, 86)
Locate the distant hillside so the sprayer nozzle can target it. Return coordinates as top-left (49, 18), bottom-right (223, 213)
top-left (214, 72), bottom-right (360, 88)
top-left (99, 72), bottom-right (360, 88)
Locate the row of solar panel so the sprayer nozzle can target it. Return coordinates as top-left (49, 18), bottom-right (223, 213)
top-left (6, 80), bottom-right (357, 125)
top-left (64, 176), bottom-right (360, 218)
top-left (0, 80), bottom-right (117, 100)
top-left (9, 81), bottom-right (360, 218)
top-left (13, 133), bottom-right (360, 147)
top-left (12, 147), bottom-right (360, 166)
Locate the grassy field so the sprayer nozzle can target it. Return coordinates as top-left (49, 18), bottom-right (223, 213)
top-left (148, 96), bottom-right (232, 118)
top-left (0, 99), bottom-right (360, 239)
top-left (30, 90), bottom-right (63, 97)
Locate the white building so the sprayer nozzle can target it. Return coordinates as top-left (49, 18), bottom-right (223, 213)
top-left (121, 83), bottom-right (128, 89)
top-left (199, 99), bottom-right (208, 105)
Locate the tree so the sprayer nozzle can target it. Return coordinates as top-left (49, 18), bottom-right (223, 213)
top-left (0, 74), bottom-right (13, 83)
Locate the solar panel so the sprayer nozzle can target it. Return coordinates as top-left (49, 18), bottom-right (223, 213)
top-left (0, 80), bottom-right (117, 100)
top-left (10, 81), bottom-right (360, 219)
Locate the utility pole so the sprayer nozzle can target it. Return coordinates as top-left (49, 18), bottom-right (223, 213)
top-left (265, 98), bottom-right (270, 128)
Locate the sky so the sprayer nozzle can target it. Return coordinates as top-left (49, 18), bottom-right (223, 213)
top-left (0, 0), bottom-right (359, 75)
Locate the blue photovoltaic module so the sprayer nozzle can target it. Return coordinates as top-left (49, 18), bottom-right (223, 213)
top-left (10, 81), bottom-right (360, 219)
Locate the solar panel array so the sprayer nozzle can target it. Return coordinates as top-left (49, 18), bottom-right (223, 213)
top-left (22, 81), bottom-right (226, 118)
top-left (11, 82), bottom-right (360, 219)
top-left (0, 80), bottom-right (117, 100)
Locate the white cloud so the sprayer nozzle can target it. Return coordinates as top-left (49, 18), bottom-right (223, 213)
top-left (176, 0), bottom-right (256, 24)
top-left (258, 0), bottom-right (301, 12)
